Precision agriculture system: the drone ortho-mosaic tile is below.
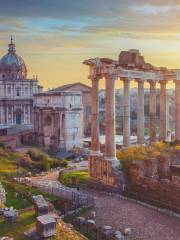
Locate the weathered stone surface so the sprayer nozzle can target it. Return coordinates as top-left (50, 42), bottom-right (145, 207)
top-left (124, 227), bottom-right (132, 236)
top-left (128, 158), bottom-right (180, 212)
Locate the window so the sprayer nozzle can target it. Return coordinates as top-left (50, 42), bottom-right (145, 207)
top-left (25, 87), bottom-right (28, 94)
top-left (25, 105), bottom-right (28, 114)
top-left (86, 106), bottom-right (91, 114)
top-left (8, 87), bottom-right (11, 95)
top-left (16, 87), bottom-right (20, 97)
top-left (8, 106), bottom-right (12, 114)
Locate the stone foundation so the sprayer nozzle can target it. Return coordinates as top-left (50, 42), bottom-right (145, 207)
top-left (88, 156), bottom-right (125, 192)
top-left (127, 159), bottom-right (180, 212)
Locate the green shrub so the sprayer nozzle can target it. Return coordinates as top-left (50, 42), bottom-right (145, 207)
top-left (117, 143), bottom-right (167, 172)
top-left (60, 171), bottom-right (89, 187)
top-left (50, 159), bottom-right (68, 168)
top-left (0, 141), bottom-right (5, 149)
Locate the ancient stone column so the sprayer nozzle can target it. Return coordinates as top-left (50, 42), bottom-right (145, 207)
top-left (90, 76), bottom-right (100, 156)
top-left (136, 79), bottom-right (145, 144)
top-left (160, 80), bottom-right (169, 140)
top-left (105, 74), bottom-right (117, 161)
top-left (149, 81), bottom-right (157, 142)
top-left (122, 78), bottom-right (131, 147)
top-left (175, 80), bottom-right (180, 140)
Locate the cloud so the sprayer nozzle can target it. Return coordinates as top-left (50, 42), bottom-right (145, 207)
top-left (1, 0), bottom-right (180, 56)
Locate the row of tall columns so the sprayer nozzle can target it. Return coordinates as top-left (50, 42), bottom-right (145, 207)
top-left (90, 75), bottom-right (173, 160)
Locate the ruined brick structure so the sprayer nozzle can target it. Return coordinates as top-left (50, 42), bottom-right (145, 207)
top-left (128, 158), bottom-right (180, 212)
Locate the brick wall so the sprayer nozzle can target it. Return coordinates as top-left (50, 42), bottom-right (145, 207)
top-left (127, 159), bottom-right (180, 213)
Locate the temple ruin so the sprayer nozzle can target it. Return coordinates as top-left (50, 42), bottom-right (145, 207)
top-left (83, 49), bottom-right (180, 189)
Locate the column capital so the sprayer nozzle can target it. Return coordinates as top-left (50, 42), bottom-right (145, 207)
top-left (89, 75), bottom-right (101, 81)
top-left (104, 73), bottom-right (117, 80)
top-left (173, 79), bottom-right (180, 84)
top-left (148, 80), bottom-right (156, 88)
top-left (121, 77), bottom-right (132, 82)
top-left (159, 80), bottom-right (168, 86)
top-left (135, 78), bottom-right (145, 84)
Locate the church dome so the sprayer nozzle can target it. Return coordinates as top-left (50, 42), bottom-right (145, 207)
top-left (0, 37), bottom-right (27, 80)
top-left (1, 51), bottom-right (25, 66)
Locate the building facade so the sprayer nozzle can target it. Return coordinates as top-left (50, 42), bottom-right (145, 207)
top-left (51, 82), bottom-right (91, 137)
top-left (0, 38), bottom-right (42, 126)
top-left (33, 90), bottom-right (83, 151)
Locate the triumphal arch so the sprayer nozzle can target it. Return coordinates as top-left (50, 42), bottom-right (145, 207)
top-left (84, 49), bottom-right (180, 190)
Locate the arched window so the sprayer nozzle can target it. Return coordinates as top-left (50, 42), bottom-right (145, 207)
top-left (16, 87), bottom-right (21, 96)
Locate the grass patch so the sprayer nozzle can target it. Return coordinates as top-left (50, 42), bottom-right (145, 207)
top-left (60, 171), bottom-right (89, 187)
top-left (57, 221), bottom-right (87, 240)
top-left (0, 210), bottom-right (35, 240)
top-left (3, 183), bottom-right (31, 210)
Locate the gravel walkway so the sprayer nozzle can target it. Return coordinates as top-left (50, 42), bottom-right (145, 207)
top-left (89, 191), bottom-right (180, 240)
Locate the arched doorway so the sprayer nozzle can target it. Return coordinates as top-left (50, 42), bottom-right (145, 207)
top-left (15, 109), bottom-right (22, 124)
top-left (16, 114), bottom-right (21, 124)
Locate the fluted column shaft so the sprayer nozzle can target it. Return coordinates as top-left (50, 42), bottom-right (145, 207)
top-left (122, 78), bottom-right (131, 147)
top-left (137, 79), bottom-right (144, 144)
top-left (90, 76), bottom-right (100, 156)
top-left (105, 74), bottom-right (116, 161)
top-left (175, 81), bottom-right (180, 140)
top-left (149, 81), bottom-right (157, 142)
top-left (160, 81), bottom-right (169, 140)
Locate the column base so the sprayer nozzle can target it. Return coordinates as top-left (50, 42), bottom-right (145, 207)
top-left (88, 155), bottom-right (125, 192)
top-left (90, 150), bottom-right (101, 156)
top-left (104, 156), bottom-right (117, 161)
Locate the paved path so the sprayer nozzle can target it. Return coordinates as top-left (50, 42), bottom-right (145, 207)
top-left (88, 190), bottom-right (180, 240)
top-left (29, 169), bottom-right (180, 240)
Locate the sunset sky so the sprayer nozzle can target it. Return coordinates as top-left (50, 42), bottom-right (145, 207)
top-left (1, 0), bottom-right (180, 89)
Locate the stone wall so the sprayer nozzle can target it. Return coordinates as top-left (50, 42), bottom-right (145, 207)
top-left (88, 156), bottom-right (125, 193)
top-left (127, 158), bottom-right (180, 212)
top-left (0, 182), bottom-right (6, 204)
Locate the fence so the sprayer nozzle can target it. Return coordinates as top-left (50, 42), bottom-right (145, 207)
top-left (20, 178), bottom-right (94, 209)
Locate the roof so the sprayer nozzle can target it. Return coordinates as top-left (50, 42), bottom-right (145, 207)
top-left (56, 150), bottom-right (74, 159)
top-left (0, 37), bottom-right (26, 68)
top-left (32, 195), bottom-right (48, 208)
top-left (34, 90), bottom-right (82, 97)
top-left (51, 82), bottom-right (91, 92)
top-left (37, 214), bottom-right (56, 225)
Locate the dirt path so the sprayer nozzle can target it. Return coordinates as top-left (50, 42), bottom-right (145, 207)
top-left (88, 191), bottom-right (180, 240)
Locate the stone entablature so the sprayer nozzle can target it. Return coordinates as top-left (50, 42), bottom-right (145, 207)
top-left (34, 91), bottom-right (82, 110)
top-left (33, 90), bottom-right (83, 151)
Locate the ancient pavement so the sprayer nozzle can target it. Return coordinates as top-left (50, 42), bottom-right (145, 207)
top-left (32, 169), bottom-right (180, 240)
